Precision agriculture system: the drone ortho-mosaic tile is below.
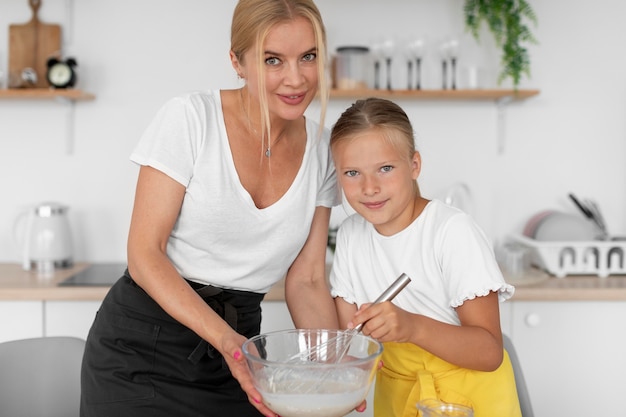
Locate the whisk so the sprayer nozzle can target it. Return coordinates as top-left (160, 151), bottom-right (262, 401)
top-left (288, 272), bottom-right (412, 364)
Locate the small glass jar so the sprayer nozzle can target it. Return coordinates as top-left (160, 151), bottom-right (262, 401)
top-left (416, 399), bottom-right (474, 417)
top-left (334, 46), bottom-right (371, 90)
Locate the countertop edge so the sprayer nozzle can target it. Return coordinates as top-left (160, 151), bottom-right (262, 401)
top-left (0, 263), bottom-right (287, 302)
top-left (510, 288), bottom-right (626, 301)
top-left (1, 263), bottom-right (626, 302)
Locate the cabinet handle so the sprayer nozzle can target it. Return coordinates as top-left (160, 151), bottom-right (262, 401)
top-left (525, 313), bottom-right (541, 327)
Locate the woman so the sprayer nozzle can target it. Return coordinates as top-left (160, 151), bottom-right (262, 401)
top-left (80, 1), bottom-right (338, 416)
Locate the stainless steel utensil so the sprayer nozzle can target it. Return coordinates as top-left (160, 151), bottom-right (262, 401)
top-left (568, 192), bottom-right (609, 240)
top-left (342, 272), bottom-right (411, 335)
top-left (585, 199), bottom-right (608, 238)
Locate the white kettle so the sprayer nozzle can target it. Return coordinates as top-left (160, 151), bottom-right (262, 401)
top-left (14, 202), bottom-right (74, 272)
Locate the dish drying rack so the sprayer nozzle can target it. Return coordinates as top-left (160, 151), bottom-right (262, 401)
top-left (510, 234), bottom-right (626, 278)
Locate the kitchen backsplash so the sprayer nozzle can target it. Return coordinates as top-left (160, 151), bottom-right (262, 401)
top-left (0, 0), bottom-right (624, 263)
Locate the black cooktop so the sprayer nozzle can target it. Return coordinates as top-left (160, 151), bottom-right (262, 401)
top-left (58, 263), bottom-right (127, 286)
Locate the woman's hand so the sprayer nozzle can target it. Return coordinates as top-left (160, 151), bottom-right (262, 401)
top-left (220, 330), bottom-right (279, 417)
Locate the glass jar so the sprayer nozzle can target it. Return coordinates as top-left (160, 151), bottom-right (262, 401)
top-left (334, 46), bottom-right (371, 90)
top-left (416, 399), bottom-right (474, 417)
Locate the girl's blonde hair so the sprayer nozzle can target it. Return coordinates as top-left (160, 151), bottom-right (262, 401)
top-left (330, 97), bottom-right (416, 160)
top-left (231, 0), bottom-right (328, 144)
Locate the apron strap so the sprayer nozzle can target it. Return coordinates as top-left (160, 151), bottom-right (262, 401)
top-left (186, 282), bottom-right (240, 367)
top-left (402, 369), bottom-right (438, 417)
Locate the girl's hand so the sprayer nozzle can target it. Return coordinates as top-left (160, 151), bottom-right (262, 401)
top-left (350, 301), bottom-right (415, 343)
top-left (354, 399), bottom-right (368, 413)
top-left (220, 331), bottom-right (279, 417)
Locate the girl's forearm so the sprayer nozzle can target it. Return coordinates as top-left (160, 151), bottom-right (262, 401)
top-left (411, 315), bottom-right (503, 371)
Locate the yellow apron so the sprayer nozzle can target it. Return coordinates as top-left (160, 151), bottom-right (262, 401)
top-left (374, 342), bottom-right (522, 417)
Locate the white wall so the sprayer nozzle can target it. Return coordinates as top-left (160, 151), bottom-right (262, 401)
top-left (1, 0), bottom-right (624, 263)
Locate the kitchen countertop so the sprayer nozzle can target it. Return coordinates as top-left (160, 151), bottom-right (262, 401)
top-left (1, 262), bottom-right (626, 302)
top-left (503, 269), bottom-right (626, 301)
top-left (0, 263), bottom-right (285, 301)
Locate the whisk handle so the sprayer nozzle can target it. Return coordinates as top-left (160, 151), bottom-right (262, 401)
top-left (354, 273), bottom-right (411, 331)
top-left (372, 273), bottom-right (412, 304)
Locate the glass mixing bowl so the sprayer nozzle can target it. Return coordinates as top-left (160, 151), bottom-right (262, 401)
top-left (242, 329), bottom-right (382, 417)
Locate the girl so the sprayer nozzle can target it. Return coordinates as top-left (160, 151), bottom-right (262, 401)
top-left (329, 97), bottom-right (521, 417)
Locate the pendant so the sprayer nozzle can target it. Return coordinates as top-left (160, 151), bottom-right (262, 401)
top-left (265, 148), bottom-right (271, 157)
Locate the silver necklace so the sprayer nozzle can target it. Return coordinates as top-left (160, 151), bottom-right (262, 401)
top-left (239, 89), bottom-right (285, 158)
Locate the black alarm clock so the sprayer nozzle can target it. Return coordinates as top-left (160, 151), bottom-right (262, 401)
top-left (46, 57), bottom-right (77, 89)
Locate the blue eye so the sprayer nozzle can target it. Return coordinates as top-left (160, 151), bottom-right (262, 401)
top-left (302, 52), bottom-right (317, 62)
top-left (345, 170), bottom-right (358, 177)
top-left (381, 165), bottom-right (393, 173)
top-left (265, 57), bottom-right (281, 66)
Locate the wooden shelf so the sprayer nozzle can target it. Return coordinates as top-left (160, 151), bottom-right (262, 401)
top-left (329, 88), bottom-right (539, 101)
top-left (0, 88), bottom-right (95, 101)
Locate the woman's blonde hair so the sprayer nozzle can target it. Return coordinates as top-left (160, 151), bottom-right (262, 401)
top-left (231, 0), bottom-right (328, 145)
top-left (330, 97), bottom-right (416, 160)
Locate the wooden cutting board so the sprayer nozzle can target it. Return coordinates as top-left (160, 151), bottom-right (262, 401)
top-left (8, 0), bottom-right (62, 88)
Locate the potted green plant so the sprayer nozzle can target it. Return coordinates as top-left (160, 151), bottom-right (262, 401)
top-left (463, 0), bottom-right (537, 89)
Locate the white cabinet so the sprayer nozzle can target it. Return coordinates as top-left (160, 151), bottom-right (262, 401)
top-left (45, 300), bottom-right (101, 339)
top-left (0, 300), bottom-right (295, 343)
top-left (509, 301), bottom-right (626, 417)
top-left (0, 301), bottom-right (43, 343)
top-left (260, 301), bottom-right (294, 333)
top-left (0, 300), bottom-right (102, 342)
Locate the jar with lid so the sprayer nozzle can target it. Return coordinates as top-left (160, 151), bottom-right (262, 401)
top-left (333, 46), bottom-right (371, 90)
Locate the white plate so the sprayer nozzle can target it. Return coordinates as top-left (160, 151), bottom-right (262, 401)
top-left (533, 212), bottom-right (599, 241)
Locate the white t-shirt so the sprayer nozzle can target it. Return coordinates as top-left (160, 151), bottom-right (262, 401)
top-left (131, 90), bottom-right (339, 293)
top-left (330, 199), bottom-right (514, 325)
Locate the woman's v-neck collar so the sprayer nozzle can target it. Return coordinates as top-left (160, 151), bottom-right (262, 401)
top-left (216, 90), bottom-right (309, 214)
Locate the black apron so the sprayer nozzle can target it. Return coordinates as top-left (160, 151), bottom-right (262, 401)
top-left (80, 269), bottom-right (265, 417)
